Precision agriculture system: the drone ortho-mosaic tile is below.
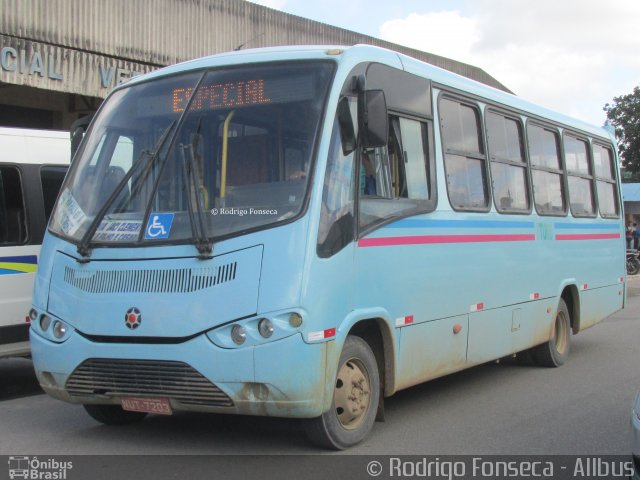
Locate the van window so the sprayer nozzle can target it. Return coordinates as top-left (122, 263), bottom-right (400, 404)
top-left (40, 166), bottom-right (68, 221)
top-left (0, 166), bottom-right (27, 245)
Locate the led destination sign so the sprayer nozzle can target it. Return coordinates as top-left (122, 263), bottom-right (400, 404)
top-left (172, 74), bottom-right (314, 113)
top-left (173, 79), bottom-right (271, 112)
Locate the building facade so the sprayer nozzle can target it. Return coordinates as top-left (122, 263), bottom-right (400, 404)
top-left (0, 0), bottom-right (510, 131)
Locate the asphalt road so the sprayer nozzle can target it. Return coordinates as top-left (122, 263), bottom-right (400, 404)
top-left (1, 283), bottom-right (639, 456)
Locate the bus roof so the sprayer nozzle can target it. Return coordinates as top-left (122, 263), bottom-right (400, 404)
top-left (123, 44), bottom-right (613, 143)
top-left (393, 50), bottom-right (613, 142)
top-left (0, 127), bottom-right (70, 166)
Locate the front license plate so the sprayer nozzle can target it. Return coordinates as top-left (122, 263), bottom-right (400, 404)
top-left (121, 397), bottom-right (173, 415)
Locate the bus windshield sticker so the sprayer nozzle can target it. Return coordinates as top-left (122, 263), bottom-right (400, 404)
top-left (56, 188), bottom-right (87, 236)
top-left (144, 213), bottom-right (174, 240)
top-left (93, 219), bottom-right (143, 242)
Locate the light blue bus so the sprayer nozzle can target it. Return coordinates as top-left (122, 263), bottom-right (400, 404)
top-left (30, 45), bottom-right (624, 449)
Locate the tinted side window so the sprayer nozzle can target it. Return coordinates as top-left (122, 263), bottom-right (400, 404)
top-left (440, 98), bottom-right (489, 210)
top-left (486, 111), bottom-right (529, 213)
top-left (563, 135), bottom-right (595, 217)
top-left (40, 166), bottom-right (68, 221)
top-left (528, 124), bottom-right (566, 215)
top-left (593, 143), bottom-right (619, 218)
top-left (0, 166), bottom-right (27, 245)
top-left (529, 125), bottom-right (561, 170)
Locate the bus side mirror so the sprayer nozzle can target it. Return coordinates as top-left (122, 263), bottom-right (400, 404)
top-left (358, 89), bottom-right (388, 148)
top-left (69, 113), bottom-right (94, 161)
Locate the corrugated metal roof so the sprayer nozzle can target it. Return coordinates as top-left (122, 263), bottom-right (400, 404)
top-left (0, 0), bottom-right (511, 92)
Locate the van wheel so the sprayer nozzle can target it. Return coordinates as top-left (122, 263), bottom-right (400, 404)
top-left (533, 299), bottom-right (571, 367)
top-left (83, 404), bottom-right (147, 425)
top-left (304, 335), bottom-right (380, 450)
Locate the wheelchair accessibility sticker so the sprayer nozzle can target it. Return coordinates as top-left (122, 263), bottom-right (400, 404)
top-left (145, 213), bottom-right (174, 239)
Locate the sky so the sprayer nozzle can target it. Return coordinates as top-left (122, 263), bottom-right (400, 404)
top-left (247, 0), bottom-right (640, 127)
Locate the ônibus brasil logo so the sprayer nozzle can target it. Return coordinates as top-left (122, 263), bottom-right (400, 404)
top-left (8, 456), bottom-right (72, 479)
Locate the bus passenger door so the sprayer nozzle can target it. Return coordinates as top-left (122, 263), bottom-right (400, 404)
top-left (354, 115), bottom-right (469, 391)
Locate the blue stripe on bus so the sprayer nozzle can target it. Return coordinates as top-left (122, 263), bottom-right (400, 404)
top-left (0, 255), bottom-right (38, 264)
top-left (386, 219), bottom-right (535, 229)
top-left (554, 223), bottom-right (621, 230)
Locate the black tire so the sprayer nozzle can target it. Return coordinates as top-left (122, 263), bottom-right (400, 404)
top-left (83, 404), bottom-right (148, 425)
top-left (516, 348), bottom-right (536, 366)
top-left (627, 258), bottom-right (640, 276)
top-left (304, 335), bottom-right (380, 450)
top-left (532, 298), bottom-right (571, 367)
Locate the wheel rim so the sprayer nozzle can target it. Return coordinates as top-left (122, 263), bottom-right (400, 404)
top-left (554, 310), bottom-right (569, 355)
top-left (334, 357), bottom-right (371, 430)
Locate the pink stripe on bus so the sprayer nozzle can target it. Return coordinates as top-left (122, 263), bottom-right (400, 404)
top-left (555, 233), bottom-right (620, 241)
top-left (358, 234), bottom-right (535, 247)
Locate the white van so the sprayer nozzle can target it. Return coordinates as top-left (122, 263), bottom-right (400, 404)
top-left (0, 127), bottom-right (70, 358)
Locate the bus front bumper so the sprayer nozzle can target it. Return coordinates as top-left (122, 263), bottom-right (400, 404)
top-left (30, 327), bottom-right (328, 419)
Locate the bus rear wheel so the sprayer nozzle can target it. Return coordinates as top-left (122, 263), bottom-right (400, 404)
top-left (304, 335), bottom-right (380, 450)
top-left (83, 404), bottom-right (148, 425)
top-left (533, 298), bottom-right (571, 367)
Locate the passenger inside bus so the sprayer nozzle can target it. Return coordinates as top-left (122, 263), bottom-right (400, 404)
top-left (360, 150), bottom-right (376, 196)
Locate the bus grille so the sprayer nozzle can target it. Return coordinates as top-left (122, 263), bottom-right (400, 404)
top-left (65, 359), bottom-right (234, 407)
top-left (63, 262), bottom-right (237, 294)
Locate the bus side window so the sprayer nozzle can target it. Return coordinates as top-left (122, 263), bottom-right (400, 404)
top-left (593, 143), bottom-right (619, 218)
top-left (528, 123), bottom-right (566, 215)
top-left (0, 166), bottom-right (27, 245)
top-left (564, 134), bottom-right (595, 217)
top-left (358, 116), bottom-right (432, 231)
top-left (486, 111), bottom-right (529, 213)
top-left (439, 97), bottom-right (489, 211)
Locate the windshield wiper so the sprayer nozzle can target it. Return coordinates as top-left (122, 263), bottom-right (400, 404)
top-left (76, 121), bottom-right (176, 262)
top-left (179, 118), bottom-right (213, 259)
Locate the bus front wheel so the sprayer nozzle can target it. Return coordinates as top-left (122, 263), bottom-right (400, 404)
top-left (83, 404), bottom-right (148, 425)
top-left (304, 335), bottom-right (380, 450)
top-left (533, 298), bottom-right (571, 367)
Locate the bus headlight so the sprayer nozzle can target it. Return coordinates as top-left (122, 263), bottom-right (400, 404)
top-left (52, 320), bottom-right (67, 339)
top-left (258, 318), bottom-right (274, 338)
top-left (231, 324), bottom-right (246, 345)
top-left (39, 314), bottom-right (51, 332)
top-left (29, 308), bottom-right (38, 322)
top-left (206, 311), bottom-right (305, 348)
top-left (289, 312), bottom-right (303, 328)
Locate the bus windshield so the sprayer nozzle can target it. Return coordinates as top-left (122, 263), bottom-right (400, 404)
top-left (50, 62), bottom-right (334, 248)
